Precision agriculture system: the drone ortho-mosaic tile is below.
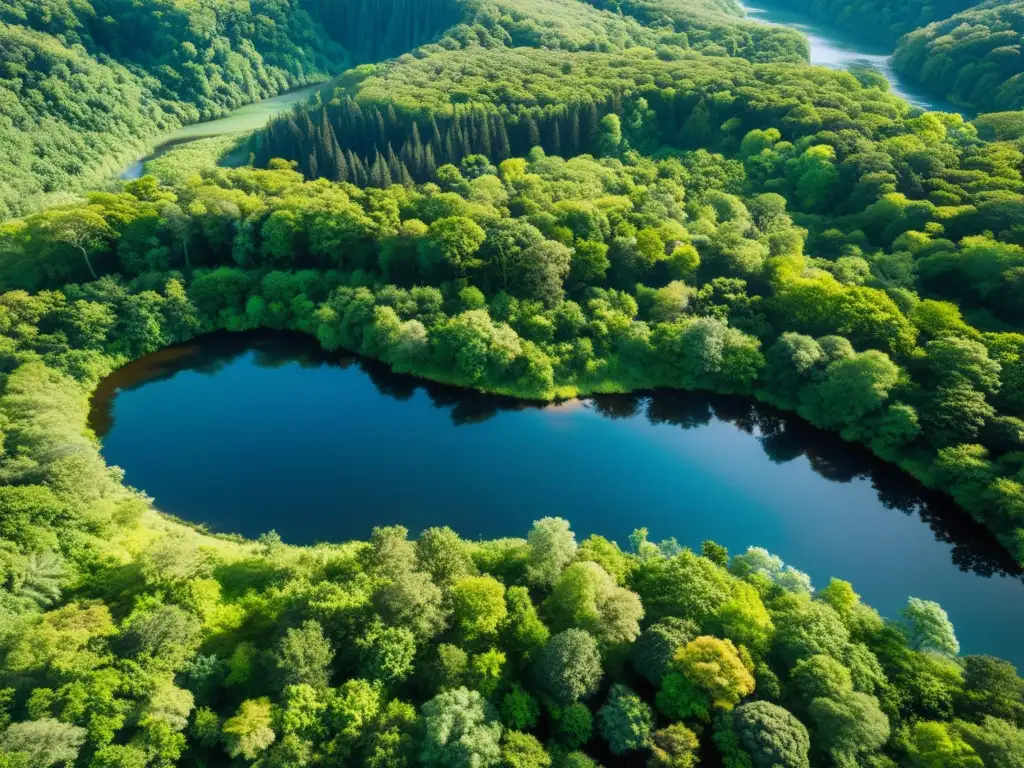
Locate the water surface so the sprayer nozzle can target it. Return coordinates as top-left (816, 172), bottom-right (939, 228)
top-left (90, 332), bottom-right (1024, 668)
top-left (743, 2), bottom-right (968, 116)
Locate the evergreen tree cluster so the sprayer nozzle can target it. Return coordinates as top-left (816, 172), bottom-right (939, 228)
top-left (249, 41), bottom-right (913, 189)
top-left (255, 96), bottom-right (606, 187)
top-left (305, 0), bottom-right (463, 61)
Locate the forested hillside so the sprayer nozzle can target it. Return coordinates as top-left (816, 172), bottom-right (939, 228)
top-left (892, 0), bottom-right (1024, 113)
top-left (304, 0), bottom-right (462, 60)
top-left (252, 47), bottom-right (908, 186)
top-left (0, 0), bottom-right (810, 223)
top-left (3, 0), bottom-right (1024, 766)
top-left (771, 0), bottom-right (978, 44)
top-left (577, 0), bottom-right (808, 60)
top-left (0, 0), bottom-right (443, 221)
top-left (0, 0), bottom-right (353, 220)
top-left (0, 22), bottom-right (175, 218)
top-left (0, 0), bottom-right (350, 117)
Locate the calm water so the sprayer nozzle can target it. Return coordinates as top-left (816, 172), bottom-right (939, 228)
top-left (90, 332), bottom-right (1024, 667)
top-left (743, 2), bottom-right (968, 116)
top-left (121, 84), bottom-right (325, 180)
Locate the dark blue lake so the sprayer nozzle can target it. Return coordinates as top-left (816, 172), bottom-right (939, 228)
top-left (90, 331), bottom-right (1024, 668)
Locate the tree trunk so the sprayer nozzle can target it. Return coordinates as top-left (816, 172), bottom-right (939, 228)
top-left (498, 245), bottom-right (509, 292)
top-left (79, 246), bottom-right (98, 280)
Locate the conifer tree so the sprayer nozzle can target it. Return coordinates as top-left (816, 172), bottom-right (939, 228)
top-left (570, 109), bottom-right (581, 156)
top-left (370, 152), bottom-right (392, 188)
top-left (425, 144), bottom-right (438, 179)
top-left (585, 101), bottom-right (600, 152)
top-left (496, 120), bottom-right (512, 161)
top-left (526, 116), bottom-right (541, 150)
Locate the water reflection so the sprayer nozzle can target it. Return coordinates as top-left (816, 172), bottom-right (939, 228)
top-left (91, 330), bottom-right (1022, 583)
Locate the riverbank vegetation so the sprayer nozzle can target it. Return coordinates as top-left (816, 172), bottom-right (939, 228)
top-left (770, 0), bottom-right (1024, 115)
top-left (0, 0), bottom-right (808, 222)
top-left (771, 0), bottom-right (978, 43)
top-left (0, 0), bottom-right (350, 219)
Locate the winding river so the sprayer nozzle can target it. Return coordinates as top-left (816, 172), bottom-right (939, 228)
top-left (121, 83), bottom-right (326, 180)
top-left (744, 2), bottom-right (966, 116)
top-left (119, 1), bottom-right (964, 184)
top-left (90, 332), bottom-right (1024, 668)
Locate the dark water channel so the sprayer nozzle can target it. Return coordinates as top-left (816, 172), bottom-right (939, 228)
top-left (90, 332), bottom-right (1023, 667)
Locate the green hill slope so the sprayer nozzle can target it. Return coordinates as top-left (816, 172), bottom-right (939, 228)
top-left (893, 0), bottom-right (1024, 113)
top-left (0, 0), bottom-right (808, 220)
top-left (0, 0), bottom-right (353, 218)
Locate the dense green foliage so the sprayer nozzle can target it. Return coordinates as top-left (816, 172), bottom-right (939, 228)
top-left (254, 45), bottom-right (893, 183)
top-left (305, 0), bottom-right (461, 61)
top-left (0, 160), bottom-right (1021, 765)
top-left (3, 0), bottom-right (1024, 765)
top-left (11, 55), bottom-right (1024, 560)
top-left (774, 0), bottom-right (977, 43)
top-left (579, 0), bottom-right (808, 61)
top-left (0, 0), bottom-right (358, 219)
top-left (0, 0), bottom-right (810, 222)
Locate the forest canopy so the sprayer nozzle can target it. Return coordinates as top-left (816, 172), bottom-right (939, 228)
top-left (0, 0), bottom-right (809, 221)
top-left (770, 0), bottom-right (978, 43)
top-left (2, 0), bottom-right (1024, 766)
top-left (892, 0), bottom-right (1024, 114)
top-left (0, 0), bottom-right (351, 219)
